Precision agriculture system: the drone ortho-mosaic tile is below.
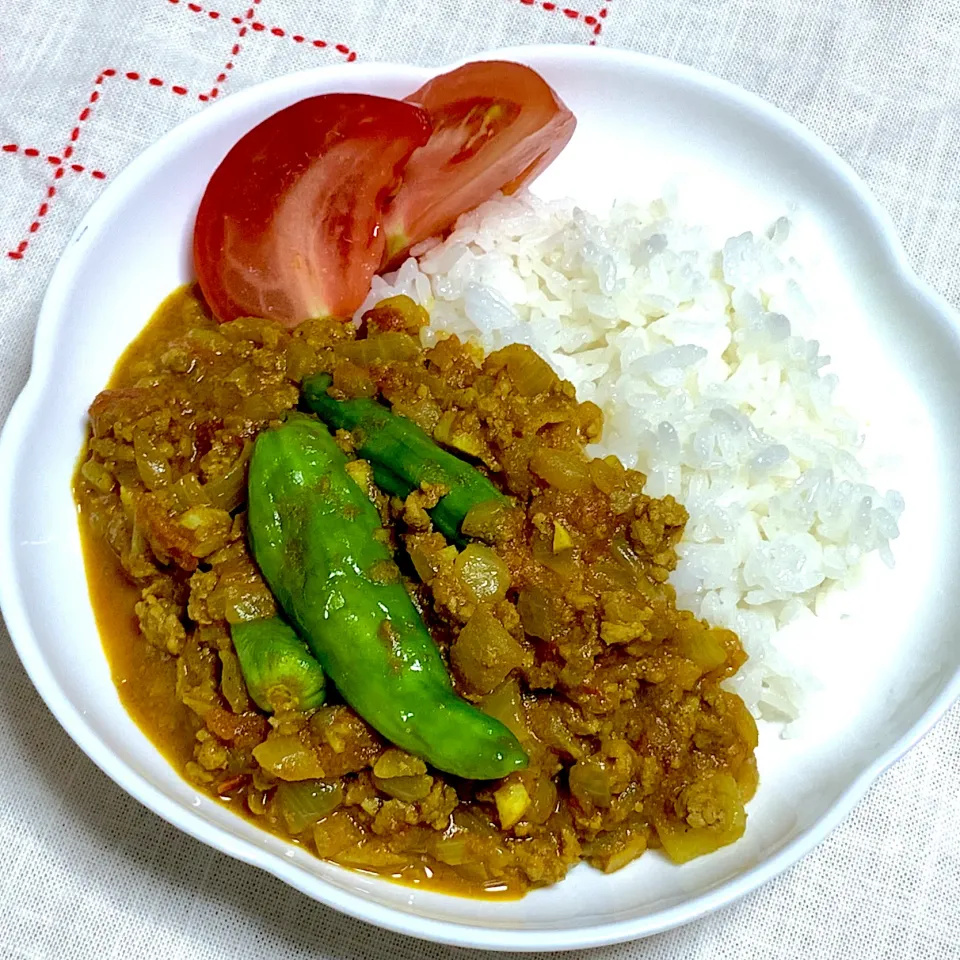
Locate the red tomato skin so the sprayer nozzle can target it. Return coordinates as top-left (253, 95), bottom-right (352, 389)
top-left (382, 61), bottom-right (576, 269)
top-left (194, 94), bottom-right (432, 327)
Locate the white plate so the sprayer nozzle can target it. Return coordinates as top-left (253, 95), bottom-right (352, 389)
top-left (1, 45), bottom-right (959, 952)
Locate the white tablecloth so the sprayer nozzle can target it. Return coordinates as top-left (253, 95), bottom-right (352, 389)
top-left (2, 1), bottom-right (959, 957)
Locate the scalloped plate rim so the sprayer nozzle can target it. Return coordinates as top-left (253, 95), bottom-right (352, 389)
top-left (1, 45), bottom-right (959, 951)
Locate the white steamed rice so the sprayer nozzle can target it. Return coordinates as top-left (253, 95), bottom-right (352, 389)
top-left (358, 191), bottom-right (904, 727)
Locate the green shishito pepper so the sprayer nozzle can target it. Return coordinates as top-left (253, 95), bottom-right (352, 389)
top-left (247, 415), bottom-right (527, 780)
top-left (230, 616), bottom-right (326, 714)
top-left (301, 372), bottom-right (507, 542)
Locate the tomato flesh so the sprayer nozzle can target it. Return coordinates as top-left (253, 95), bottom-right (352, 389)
top-left (382, 61), bottom-right (576, 269)
top-left (194, 94), bottom-right (432, 326)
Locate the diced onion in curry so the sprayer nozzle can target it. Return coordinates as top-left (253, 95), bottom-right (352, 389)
top-left (74, 286), bottom-right (758, 898)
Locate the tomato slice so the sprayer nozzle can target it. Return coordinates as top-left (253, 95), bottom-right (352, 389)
top-left (194, 94), bottom-right (432, 326)
top-left (382, 61), bottom-right (576, 269)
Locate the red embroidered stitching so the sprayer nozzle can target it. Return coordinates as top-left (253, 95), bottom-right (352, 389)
top-left (2, 144), bottom-right (107, 180)
top-left (198, 0), bottom-right (260, 101)
top-left (171, 0), bottom-right (358, 77)
top-left (517, 0), bottom-right (608, 41)
top-left (9, 2), bottom-right (361, 259)
top-left (7, 69), bottom-right (190, 260)
top-left (247, 21), bottom-right (357, 61)
top-left (166, 0), bottom-right (221, 18)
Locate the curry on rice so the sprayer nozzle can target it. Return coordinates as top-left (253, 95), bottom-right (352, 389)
top-left (74, 286), bottom-right (758, 897)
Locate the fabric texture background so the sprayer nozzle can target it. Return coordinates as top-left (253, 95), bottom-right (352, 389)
top-left (2, 0), bottom-right (959, 957)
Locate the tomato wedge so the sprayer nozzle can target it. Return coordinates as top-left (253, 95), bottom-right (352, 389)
top-left (382, 61), bottom-right (576, 269)
top-left (194, 94), bottom-right (432, 326)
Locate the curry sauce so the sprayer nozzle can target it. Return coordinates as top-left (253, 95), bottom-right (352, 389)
top-left (74, 286), bottom-right (758, 898)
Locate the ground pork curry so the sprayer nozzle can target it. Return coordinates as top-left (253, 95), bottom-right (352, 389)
top-left (74, 286), bottom-right (758, 897)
